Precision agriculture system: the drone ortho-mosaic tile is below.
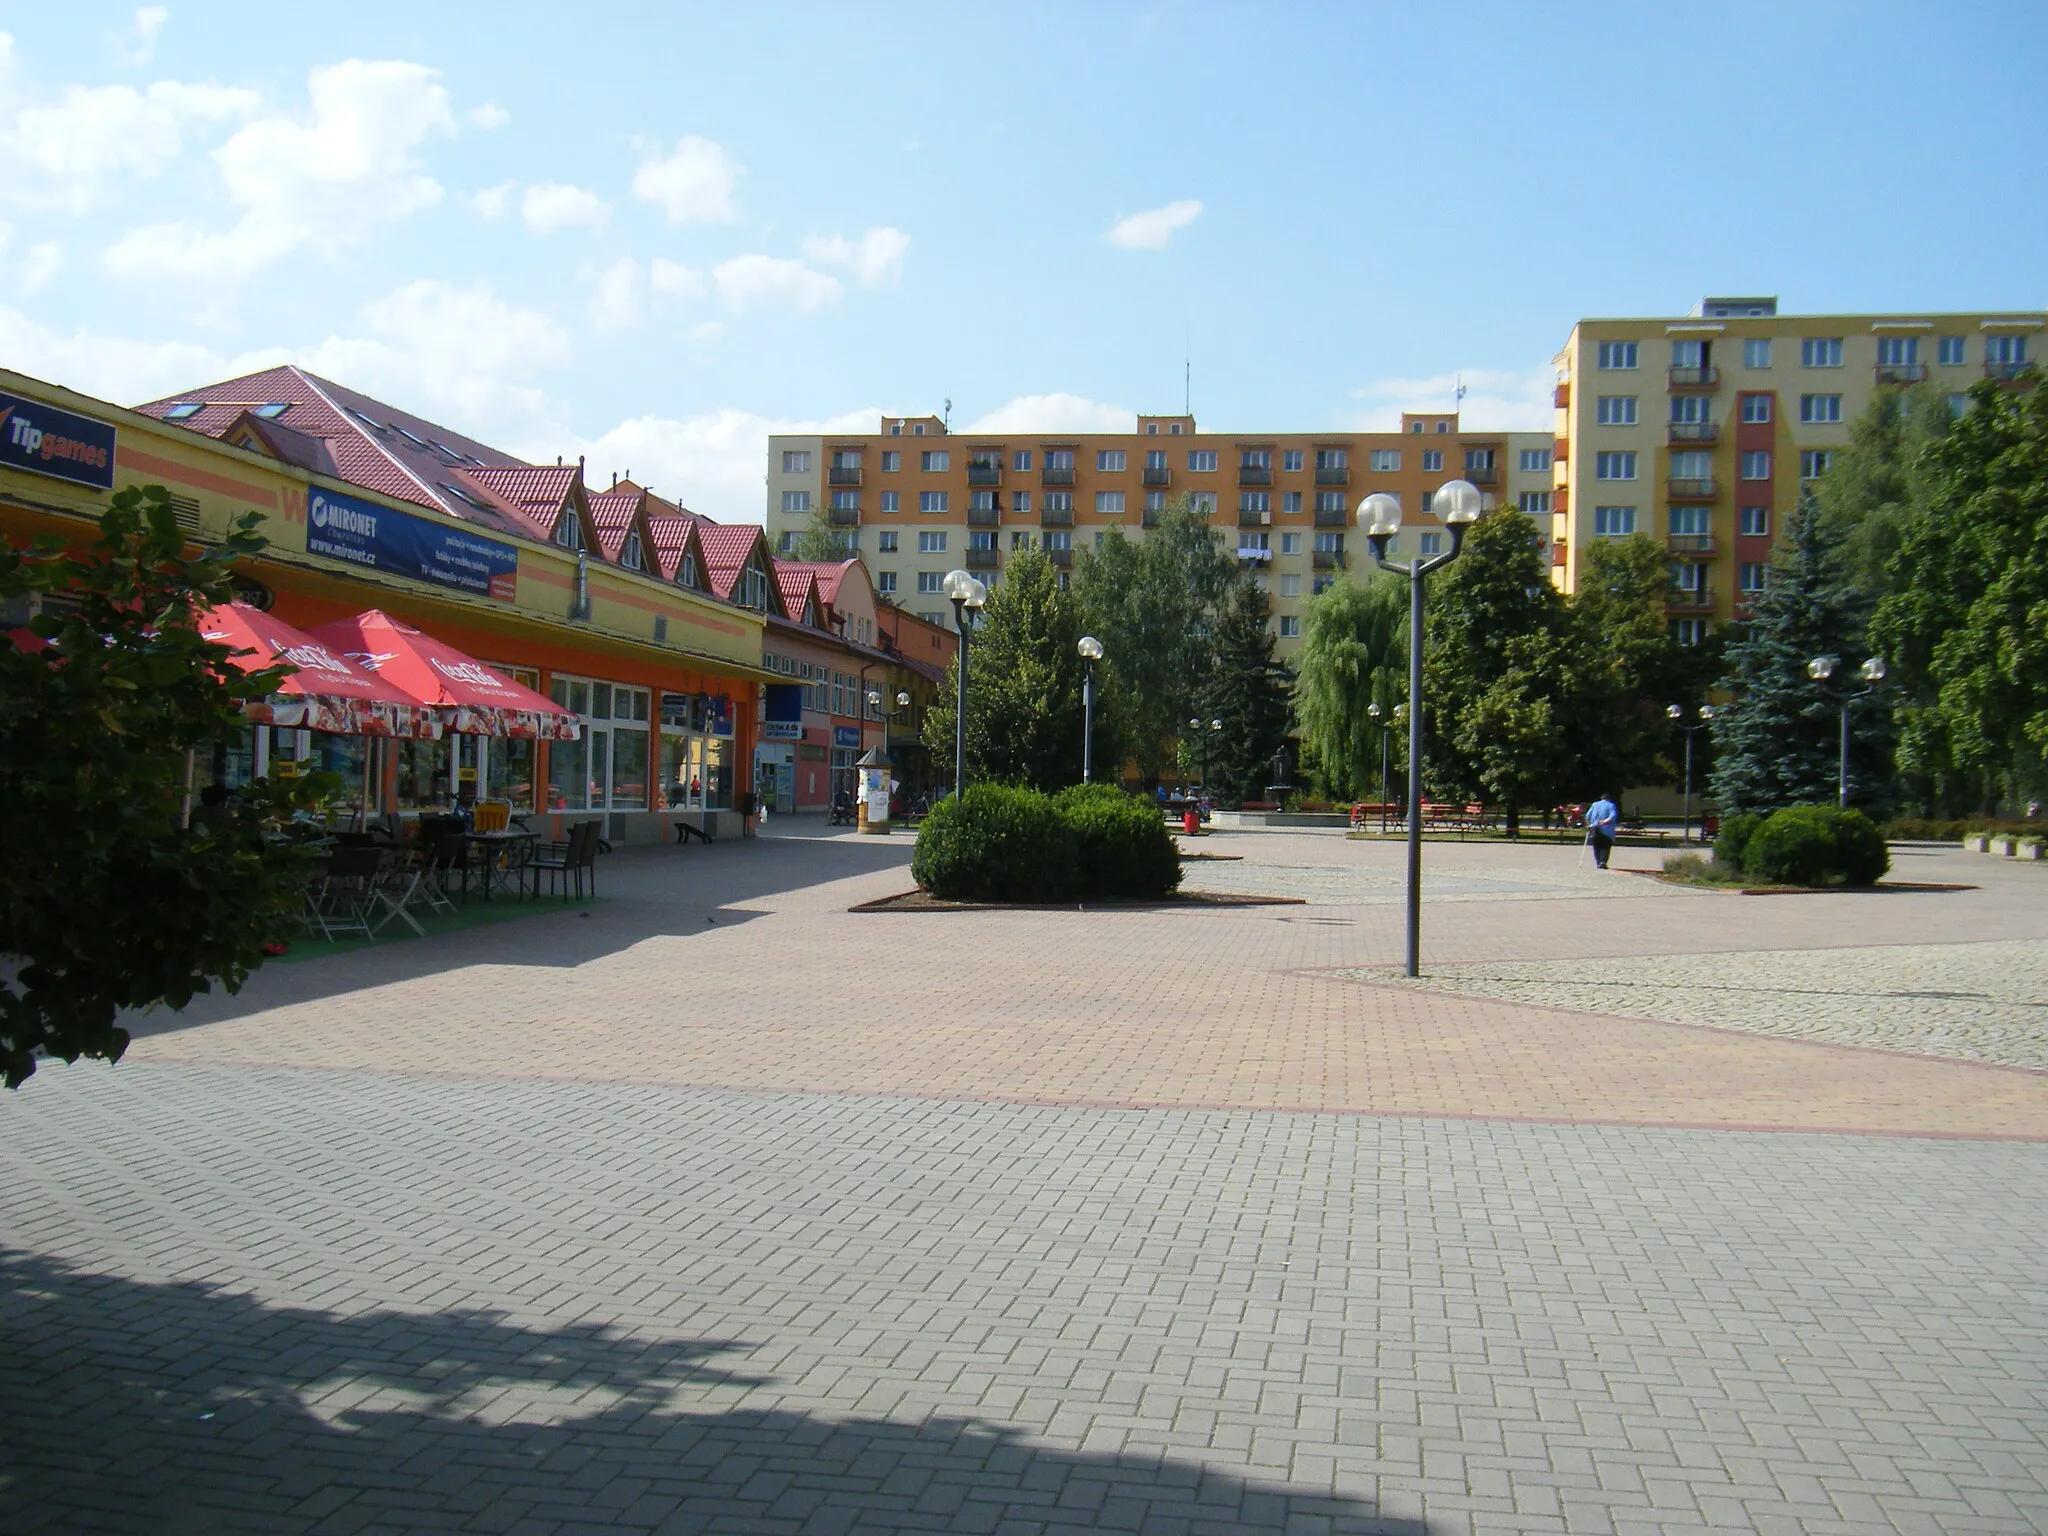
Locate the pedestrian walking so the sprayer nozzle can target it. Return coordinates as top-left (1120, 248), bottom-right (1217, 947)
top-left (1584, 791), bottom-right (1619, 870)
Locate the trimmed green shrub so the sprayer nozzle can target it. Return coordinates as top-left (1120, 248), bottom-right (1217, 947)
top-left (1052, 783), bottom-right (1183, 900)
top-left (1741, 805), bottom-right (1890, 887)
top-left (1881, 816), bottom-right (2046, 841)
top-left (911, 782), bottom-right (1182, 902)
top-left (1713, 812), bottom-right (1766, 873)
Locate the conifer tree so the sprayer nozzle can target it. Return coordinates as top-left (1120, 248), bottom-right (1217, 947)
top-left (1198, 574), bottom-right (1293, 806)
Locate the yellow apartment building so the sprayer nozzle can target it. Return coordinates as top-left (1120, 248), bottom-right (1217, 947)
top-left (1551, 296), bottom-right (2043, 640)
top-left (767, 413), bottom-right (1556, 656)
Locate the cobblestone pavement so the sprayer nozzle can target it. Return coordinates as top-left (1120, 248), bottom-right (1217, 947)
top-left (1345, 941), bottom-right (2048, 1071)
top-left (4, 825), bottom-right (2047, 1533)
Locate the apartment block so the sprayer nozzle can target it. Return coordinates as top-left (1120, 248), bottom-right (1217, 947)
top-left (1552, 296), bottom-right (2043, 642)
top-left (767, 413), bottom-right (1554, 654)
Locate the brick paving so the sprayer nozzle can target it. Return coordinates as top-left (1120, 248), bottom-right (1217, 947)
top-left (3, 823), bottom-right (2046, 1533)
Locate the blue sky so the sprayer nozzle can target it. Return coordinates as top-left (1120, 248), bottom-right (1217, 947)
top-left (3, 1), bottom-right (2044, 520)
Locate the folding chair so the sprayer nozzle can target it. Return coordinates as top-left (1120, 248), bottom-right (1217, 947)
top-left (311, 846), bottom-right (383, 941)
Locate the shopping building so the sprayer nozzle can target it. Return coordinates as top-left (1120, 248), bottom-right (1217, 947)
top-left (765, 413), bottom-right (1556, 655)
top-left (1550, 297), bottom-right (2044, 638)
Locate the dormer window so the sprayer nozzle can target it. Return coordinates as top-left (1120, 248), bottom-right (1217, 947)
top-left (555, 510), bottom-right (583, 550)
top-left (680, 553), bottom-right (698, 589)
top-left (803, 600), bottom-right (817, 626)
top-left (621, 531), bottom-right (644, 571)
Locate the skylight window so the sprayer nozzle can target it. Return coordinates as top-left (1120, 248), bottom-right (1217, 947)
top-left (162, 402), bottom-right (203, 421)
top-left (394, 426), bottom-right (432, 450)
top-left (344, 407), bottom-right (385, 431)
top-left (252, 402), bottom-right (291, 420)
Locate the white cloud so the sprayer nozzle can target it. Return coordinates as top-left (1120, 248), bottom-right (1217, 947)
top-left (114, 7), bottom-right (170, 67)
top-left (712, 253), bottom-right (842, 313)
top-left (466, 102), bottom-right (509, 130)
top-left (521, 181), bottom-right (608, 235)
top-left (1346, 366), bottom-right (1553, 432)
top-left (802, 226), bottom-right (909, 287)
top-left (102, 58), bottom-right (454, 283)
top-left (17, 239), bottom-right (61, 292)
top-left (539, 405), bottom-right (879, 526)
top-left (963, 393), bottom-right (1134, 434)
top-left (0, 77), bottom-right (260, 214)
top-left (590, 257), bottom-right (642, 331)
top-left (1104, 198), bottom-right (1203, 251)
top-left (466, 179), bottom-right (515, 218)
top-left (631, 134), bottom-right (739, 224)
top-left (649, 257), bottom-right (705, 298)
top-left (684, 320), bottom-right (723, 342)
top-left (0, 300), bottom-right (282, 404)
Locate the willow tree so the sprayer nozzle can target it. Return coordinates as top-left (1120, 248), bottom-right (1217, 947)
top-left (1292, 572), bottom-right (1407, 801)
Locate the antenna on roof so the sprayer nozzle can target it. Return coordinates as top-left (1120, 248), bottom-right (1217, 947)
top-left (941, 398), bottom-right (952, 430)
top-left (1453, 375), bottom-right (1467, 415)
top-left (557, 455), bottom-right (563, 466)
top-left (1184, 329), bottom-right (1191, 417)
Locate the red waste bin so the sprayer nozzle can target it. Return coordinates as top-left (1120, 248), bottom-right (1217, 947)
top-left (1182, 807), bottom-right (1200, 836)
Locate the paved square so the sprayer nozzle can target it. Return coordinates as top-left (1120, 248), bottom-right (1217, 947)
top-left (3, 826), bottom-right (2045, 1534)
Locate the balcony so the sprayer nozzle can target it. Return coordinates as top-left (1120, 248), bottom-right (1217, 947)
top-left (966, 547), bottom-right (1000, 570)
top-left (1874, 363), bottom-right (1929, 385)
top-left (1141, 507), bottom-right (1161, 528)
top-left (1666, 532), bottom-right (1718, 557)
top-left (1667, 477), bottom-right (1718, 501)
top-left (1554, 381), bottom-right (1571, 408)
top-left (1668, 366), bottom-right (1720, 390)
top-left (1312, 506), bottom-right (1349, 528)
top-left (1238, 464), bottom-right (1272, 486)
top-left (1045, 546), bottom-right (1073, 569)
top-left (967, 462), bottom-right (1002, 486)
top-left (1666, 585), bottom-right (1715, 612)
top-left (827, 506), bottom-right (860, 527)
top-left (1667, 422), bottom-right (1719, 444)
top-left (1139, 465), bottom-right (1171, 489)
top-left (1237, 509), bottom-right (1272, 529)
top-left (1985, 360), bottom-right (2033, 381)
top-left (1314, 465), bottom-right (1349, 487)
top-left (1551, 537), bottom-right (1568, 568)
top-left (1235, 545), bottom-right (1273, 563)
top-left (1039, 506), bottom-right (1074, 528)
top-left (827, 466), bottom-right (862, 487)
top-left (1041, 465), bottom-right (1075, 487)
top-left (1462, 464), bottom-right (1498, 486)
top-left (1553, 485), bottom-right (1569, 514)
top-left (1553, 436), bottom-right (1569, 461)
top-left (1312, 547), bottom-right (1347, 570)
top-left (966, 505), bottom-right (1000, 527)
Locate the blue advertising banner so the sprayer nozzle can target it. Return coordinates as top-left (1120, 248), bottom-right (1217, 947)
top-left (306, 485), bottom-right (519, 601)
top-left (762, 684), bottom-right (803, 741)
top-left (832, 725), bottom-right (861, 750)
top-left (0, 388), bottom-right (116, 490)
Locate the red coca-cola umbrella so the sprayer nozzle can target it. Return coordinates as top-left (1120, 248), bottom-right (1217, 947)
top-left (306, 609), bottom-right (579, 740)
top-left (197, 602), bottom-right (441, 738)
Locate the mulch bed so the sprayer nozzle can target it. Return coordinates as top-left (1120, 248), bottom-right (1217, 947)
top-left (850, 888), bottom-right (1304, 914)
top-left (1636, 870), bottom-right (1977, 895)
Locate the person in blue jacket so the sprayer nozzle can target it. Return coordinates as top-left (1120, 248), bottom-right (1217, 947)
top-left (1584, 792), bottom-right (1620, 869)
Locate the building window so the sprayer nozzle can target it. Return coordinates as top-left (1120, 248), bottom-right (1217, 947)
top-left (1740, 450), bottom-right (1772, 480)
top-left (1669, 505), bottom-right (1708, 536)
top-left (1518, 447), bottom-right (1551, 472)
top-left (919, 491), bottom-right (949, 513)
top-left (1597, 340), bottom-right (1639, 369)
top-left (1987, 335), bottom-right (2031, 367)
top-left (1012, 450), bottom-right (1033, 472)
top-left (920, 450), bottom-right (949, 472)
top-left (1238, 531), bottom-right (1270, 554)
top-left (1313, 576), bottom-right (1334, 595)
top-left (1419, 531), bottom-right (1444, 555)
top-left (1672, 563), bottom-right (1705, 593)
top-left (1279, 573), bottom-right (1302, 597)
top-left (555, 510), bottom-right (583, 550)
top-left (1011, 531), bottom-right (1032, 550)
top-left (1095, 449), bottom-right (1125, 472)
top-left (1369, 449), bottom-right (1400, 472)
top-left (1596, 395), bottom-right (1637, 426)
top-left (917, 571), bottom-right (943, 594)
top-left (1799, 394), bottom-right (1843, 424)
top-left (1672, 618), bottom-right (1707, 646)
top-left (1421, 449), bottom-right (1443, 472)
top-left (880, 450), bottom-right (901, 472)
top-left (879, 490), bottom-right (900, 513)
top-left (1144, 449), bottom-right (1167, 470)
top-left (1312, 531), bottom-right (1344, 553)
top-left (1044, 530), bottom-right (1072, 551)
top-left (1740, 506), bottom-right (1770, 537)
top-left (1464, 448), bottom-right (1496, 474)
top-left (1239, 491), bottom-right (1270, 515)
top-left (1315, 448), bottom-right (1347, 471)
top-left (1876, 337), bottom-right (1919, 366)
top-left (1518, 491), bottom-right (1551, 515)
top-left (918, 531), bottom-right (947, 553)
top-left (1187, 449), bottom-right (1218, 472)
top-left (1420, 491), bottom-right (1434, 514)
top-left (1740, 394), bottom-right (1772, 424)
top-left (1046, 448), bottom-right (1075, 472)
top-left (1670, 339), bottom-right (1706, 369)
top-left (781, 450), bottom-right (811, 473)
top-left (1670, 394), bottom-right (1711, 424)
top-left (1282, 449), bottom-right (1305, 472)
top-left (1313, 491), bottom-right (1343, 514)
top-left (1739, 562), bottom-right (1770, 593)
top-left (775, 531), bottom-right (794, 553)
top-left (1095, 491), bottom-right (1125, 514)
top-left (1946, 393), bottom-right (1970, 416)
top-left (830, 489), bottom-right (859, 511)
top-left (781, 490), bottom-right (811, 514)
top-left (1012, 490), bottom-right (1031, 514)
top-left (1043, 491), bottom-right (1073, 512)
top-left (1670, 450), bottom-right (1712, 480)
top-left (877, 531), bottom-right (899, 552)
top-left (912, 424), bottom-right (926, 435)
top-left (969, 490), bottom-right (996, 512)
top-left (877, 571), bottom-right (896, 594)
top-left (1188, 492), bottom-right (1217, 515)
top-left (621, 532), bottom-right (644, 570)
top-left (968, 530), bottom-right (996, 551)
top-left (1595, 451), bottom-right (1637, 480)
top-left (1800, 450), bottom-right (1834, 480)
top-left (1743, 338), bottom-right (1771, 369)
top-left (1280, 533), bottom-right (1301, 554)
top-left (1282, 490), bottom-right (1303, 514)
top-left (1938, 336), bottom-right (1966, 366)
top-left (1593, 506), bottom-right (1636, 536)
top-left (1143, 490), bottom-right (1165, 513)
top-left (1801, 337), bottom-right (1843, 368)
top-left (1278, 616), bottom-right (1302, 638)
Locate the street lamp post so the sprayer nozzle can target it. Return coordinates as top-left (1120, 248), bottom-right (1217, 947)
top-left (1807, 655), bottom-right (1886, 807)
top-left (1187, 716), bottom-right (1222, 795)
top-left (942, 570), bottom-right (987, 801)
top-left (1665, 704), bottom-right (1714, 843)
top-left (1078, 635), bottom-right (1104, 782)
top-left (1360, 480), bottom-right (1483, 978)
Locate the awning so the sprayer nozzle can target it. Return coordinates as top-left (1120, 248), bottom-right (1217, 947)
top-left (306, 609), bottom-right (580, 741)
top-left (197, 601), bottom-right (441, 738)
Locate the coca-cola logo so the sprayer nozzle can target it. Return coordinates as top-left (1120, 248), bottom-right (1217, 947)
top-left (429, 657), bottom-right (510, 690)
top-left (277, 643), bottom-right (353, 674)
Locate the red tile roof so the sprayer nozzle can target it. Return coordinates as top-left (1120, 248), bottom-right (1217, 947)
top-left (774, 565), bottom-right (821, 626)
top-left (776, 559), bottom-right (860, 610)
top-left (692, 520), bottom-right (774, 607)
top-left (585, 485), bottom-right (651, 567)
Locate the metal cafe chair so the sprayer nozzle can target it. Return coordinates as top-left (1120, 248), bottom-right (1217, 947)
top-left (525, 819), bottom-right (600, 902)
top-left (307, 846), bottom-right (383, 942)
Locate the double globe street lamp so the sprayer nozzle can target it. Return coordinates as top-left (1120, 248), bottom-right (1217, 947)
top-left (1078, 635), bottom-right (1104, 782)
top-left (1807, 654), bottom-right (1886, 807)
top-left (1359, 479), bottom-right (1483, 978)
top-left (1665, 703), bottom-right (1714, 844)
top-left (1188, 716), bottom-right (1223, 794)
top-left (941, 570), bottom-right (987, 800)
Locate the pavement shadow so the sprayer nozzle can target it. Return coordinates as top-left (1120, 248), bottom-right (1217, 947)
top-left (0, 1250), bottom-right (1430, 1535)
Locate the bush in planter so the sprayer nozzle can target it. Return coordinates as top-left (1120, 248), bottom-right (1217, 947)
top-left (1741, 805), bottom-right (1890, 887)
top-left (1713, 812), bottom-right (1766, 873)
top-left (1052, 783), bottom-right (1182, 900)
top-left (911, 783), bottom-right (1077, 902)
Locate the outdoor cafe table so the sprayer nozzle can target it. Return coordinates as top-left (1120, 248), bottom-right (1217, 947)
top-left (454, 828), bottom-right (538, 901)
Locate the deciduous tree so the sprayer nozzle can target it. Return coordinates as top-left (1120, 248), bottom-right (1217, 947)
top-left (1291, 572), bottom-right (1406, 801)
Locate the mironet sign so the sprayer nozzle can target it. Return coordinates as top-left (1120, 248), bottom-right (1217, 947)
top-left (0, 388), bottom-right (116, 491)
top-left (306, 486), bottom-right (518, 601)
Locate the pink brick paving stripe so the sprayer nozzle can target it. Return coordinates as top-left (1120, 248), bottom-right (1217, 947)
top-left (127, 832), bottom-right (2048, 1142)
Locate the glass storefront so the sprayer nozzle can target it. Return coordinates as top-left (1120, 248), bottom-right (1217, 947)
top-left (658, 692), bottom-right (732, 810)
top-left (547, 675), bottom-right (653, 812)
top-left (396, 738), bottom-right (453, 809)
